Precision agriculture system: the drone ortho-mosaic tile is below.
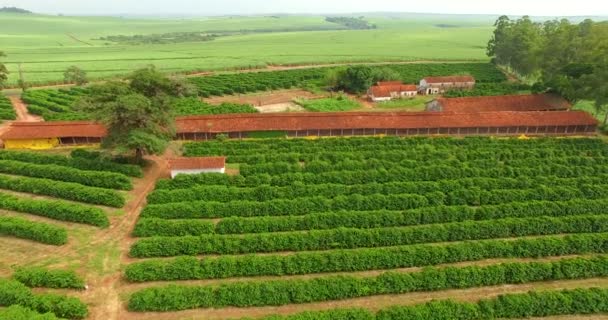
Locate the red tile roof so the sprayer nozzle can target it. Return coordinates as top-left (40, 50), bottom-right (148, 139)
top-left (436, 94), bottom-right (572, 113)
top-left (168, 157), bottom-right (226, 170)
top-left (423, 75), bottom-right (475, 84)
top-left (370, 83), bottom-right (417, 98)
top-left (0, 121), bottom-right (106, 140)
top-left (176, 111), bottom-right (598, 133)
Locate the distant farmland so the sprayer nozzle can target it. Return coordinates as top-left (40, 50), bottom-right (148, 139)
top-left (0, 13), bottom-right (494, 85)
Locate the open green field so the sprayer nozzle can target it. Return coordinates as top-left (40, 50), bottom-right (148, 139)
top-left (0, 13), bottom-right (494, 85)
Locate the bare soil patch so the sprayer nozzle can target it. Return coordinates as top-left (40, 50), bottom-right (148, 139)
top-left (204, 89), bottom-right (327, 106)
top-left (9, 96), bottom-right (43, 122)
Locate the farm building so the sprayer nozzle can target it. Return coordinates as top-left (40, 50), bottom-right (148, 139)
top-left (175, 111), bottom-right (598, 139)
top-left (426, 94), bottom-right (572, 112)
top-left (168, 157), bottom-right (226, 178)
top-left (419, 75), bottom-right (475, 95)
top-left (369, 81), bottom-right (418, 102)
top-left (0, 121), bottom-right (105, 149)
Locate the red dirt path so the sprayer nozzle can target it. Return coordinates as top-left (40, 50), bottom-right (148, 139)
top-left (9, 96), bottom-right (42, 122)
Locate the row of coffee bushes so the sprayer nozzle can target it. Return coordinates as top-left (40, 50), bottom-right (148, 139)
top-left (0, 93), bottom-right (16, 120)
top-left (0, 149), bottom-right (142, 177)
top-left (0, 278), bottom-right (87, 319)
top-left (129, 215), bottom-right (608, 257)
top-left (127, 257), bottom-right (608, 311)
top-left (125, 233), bottom-right (608, 281)
top-left (0, 192), bottom-right (109, 227)
top-left (0, 175), bottom-right (125, 207)
top-left (0, 160), bottom-right (132, 190)
top-left (13, 267), bottom-right (85, 289)
top-left (147, 175), bottom-right (608, 204)
top-left (141, 185), bottom-right (608, 220)
top-left (239, 287), bottom-right (608, 320)
top-left (134, 199), bottom-right (608, 237)
top-left (0, 216), bottom-right (67, 245)
top-left (21, 88), bottom-right (88, 121)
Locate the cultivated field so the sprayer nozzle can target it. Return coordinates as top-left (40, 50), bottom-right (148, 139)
top-left (114, 136), bottom-right (608, 319)
top-left (0, 13), bottom-right (496, 85)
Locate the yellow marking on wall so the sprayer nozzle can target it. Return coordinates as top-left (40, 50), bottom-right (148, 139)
top-left (4, 138), bottom-right (59, 150)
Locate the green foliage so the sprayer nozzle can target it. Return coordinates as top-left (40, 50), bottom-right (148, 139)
top-left (98, 32), bottom-right (217, 45)
top-left (124, 233), bottom-right (608, 282)
top-left (325, 17), bottom-right (376, 30)
top-left (173, 97), bottom-right (257, 115)
top-left (127, 256), bottom-right (608, 311)
top-left (0, 175), bottom-right (125, 207)
top-left (443, 82), bottom-right (531, 97)
top-left (335, 66), bottom-right (374, 93)
top-left (0, 278), bottom-right (87, 319)
top-left (21, 88), bottom-right (89, 121)
top-left (0, 216), bottom-right (67, 245)
top-left (0, 149), bottom-right (142, 177)
top-left (0, 192), bottom-right (108, 228)
top-left (132, 218), bottom-right (214, 237)
top-left (0, 51), bottom-right (7, 88)
top-left (129, 215), bottom-right (608, 257)
top-left (295, 96), bottom-right (361, 112)
top-left (13, 267), bottom-right (85, 290)
top-left (0, 92), bottom-right (16, 120)
top-left (63, 66), bottom-right (87, 86)
top-left (0, 305), bottom-right (62, 320)
top-left (0, 160), bottom-right (132, 190)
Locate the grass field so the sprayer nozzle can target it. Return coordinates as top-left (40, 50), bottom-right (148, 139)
top-left (0, 13), bottom-right (494, 85)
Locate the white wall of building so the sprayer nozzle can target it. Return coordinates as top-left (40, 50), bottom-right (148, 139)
top-left (171, 168), bottom-right (225, 178)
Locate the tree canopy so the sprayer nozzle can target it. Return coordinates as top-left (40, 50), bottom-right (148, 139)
top-left (76, 66), bottom-right (196, 160)
top-left (329, 66), bottom-right (401, 93)
top-left (64, 66), bottom-right (88, 86)
top-left (0, 51), bottom-right (8, 88)
top-left (487, 16), bottom-right (608, 124)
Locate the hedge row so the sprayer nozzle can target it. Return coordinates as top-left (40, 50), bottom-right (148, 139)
top-left (245, 288), bottom-right (608, 320)
top-left (215, 198), bottom-right (608, 235)
top-left (141, 185), bottom-right (608, 220)
top-left (140, 193), bottom-right (434, 219)
top-left (13, 267), bottom-right (85, 290)
top-left (125, 233), bottom-right (608, 282)
top-left (0, 175), bottom-right (125, 208)
top-left (0, 305), bottom-right (61, 320)
top-left (129, 215), bottom-right (608, 257)
top-left (0, 192), bottom-right (109, 228)
top-left (0, 150), bottom-right (143, 177)
top-left (132, 218), bottom-right (214, 237)
top-left (127, 256), bottom-right (608, 311)
top-left (0, 278), bottom-right (88, 319)
top-left (155, 165), bottom-right (608, 190)
top-left (0, 216), bottom-right (67, 245)
top-left (147, 175), bottom-right (607, 204)
top-left (0, 160), bottom-right (132, 190)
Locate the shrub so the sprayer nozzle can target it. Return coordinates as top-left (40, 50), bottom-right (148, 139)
top-left (13, 267), bottom-right (85, 289)
top-left (0, 216), bottom-right (67, 245)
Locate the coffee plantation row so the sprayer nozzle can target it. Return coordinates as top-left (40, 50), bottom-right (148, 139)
top-left (0, 93), bottom-right (16, 120)
top-left (126, 136), bottom-right (608, 315)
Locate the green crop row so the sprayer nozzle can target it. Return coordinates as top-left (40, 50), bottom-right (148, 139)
top-left (147, 175), bottom-right (607, 204)
top-left (174, 97), bottom-right (258, 115)
top-left (0, 278), bottom-right (88, 319)
top-left (13, 267), bottom-right (85, 290)
top-left (21, 88), bottom-right (88, 121)
top-left (136, 198), bottom-right (608, 237)
top-left (0, 175), bottom-right (125, 208)
top-left (141, 185), bottom-right (608, 220)
top-left (125, 233), bottom-right (608, 281)
top-left (0, 305), bottom-right (62, 320)
top-left (127, 256), bottom-right (608, 311)
top-left (0, 160), bottom-right (132, 190)
top-left (129, 215), bottom-right (608, 257)
top-left (0, 216), bottom-right (67, 245)
top-left (0, 192), bottom-right (109, 228)
top-left (0, 93), bottom-right (16, 120)
top-left (246, 287), bottom-right (608, 320)
top-left (0, 149), bottom-right (142, 177)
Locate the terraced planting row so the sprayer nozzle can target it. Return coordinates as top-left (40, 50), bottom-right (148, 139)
top-left (126, 136), bottom-right (608, 317)
top-left (0, 92), bottom-right (16, 120)
top-left (21, 87), bottom-right (89, 121)
top-left (0, 149), bottom-right (140, 246)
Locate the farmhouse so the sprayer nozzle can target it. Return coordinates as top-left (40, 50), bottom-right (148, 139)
top-left (426, 94), bottom-right (572, 112)
top-left (0, 121), bottom-right (106, 149)
top-left (369, 81), bottom-right (418, 102)
top-left (168, 156), bottom-right (226, 178)
top-left (419, 75), bottom-right (475, 95)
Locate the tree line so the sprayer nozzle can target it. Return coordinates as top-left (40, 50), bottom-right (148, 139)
top-left (487, 16), bottom-right (608, 123)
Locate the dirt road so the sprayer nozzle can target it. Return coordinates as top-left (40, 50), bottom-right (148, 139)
top-left (9, 96), bottom-right (43, 122)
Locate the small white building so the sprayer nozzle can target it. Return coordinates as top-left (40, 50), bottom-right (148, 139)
top-left (419, 76), bottom-right (476, 95)
top-left (168, 156), bottom-right (226, 178)
top-left (369, 81), bottom-right (418, 102)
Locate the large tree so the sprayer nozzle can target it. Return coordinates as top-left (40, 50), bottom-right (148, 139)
top-left (77, 66), bottom-right (195, 161)
top-left (64, 66), bottom-right (88, 86)
top-left (0, 51), bottom-right (8, 88)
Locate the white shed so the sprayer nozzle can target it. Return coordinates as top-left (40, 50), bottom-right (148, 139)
top-left (168, 156), bottom-right (226, 178)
